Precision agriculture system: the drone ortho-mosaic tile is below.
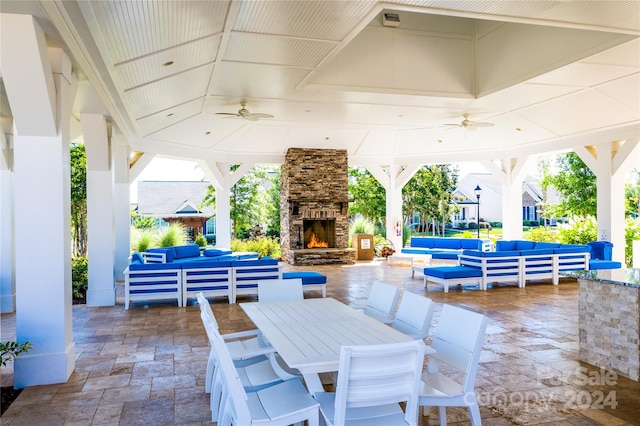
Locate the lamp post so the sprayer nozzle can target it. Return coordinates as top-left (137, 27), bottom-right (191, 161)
top-left (474, 185), bottom-right (482, 239)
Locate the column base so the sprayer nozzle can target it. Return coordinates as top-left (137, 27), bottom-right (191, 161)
top-left (86, 286), bottom-right (116, 307)
top-left (14, 342), bottom-right (75, 388)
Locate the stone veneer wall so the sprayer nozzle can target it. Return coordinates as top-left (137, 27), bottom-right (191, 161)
top-left (579, 279), bottom-right (640, 381)
top-left (280, 148), bottom-right (353, 265)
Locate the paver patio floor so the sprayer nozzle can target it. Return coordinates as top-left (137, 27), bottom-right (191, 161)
top-left (2, 259), bottom-right (639, 425)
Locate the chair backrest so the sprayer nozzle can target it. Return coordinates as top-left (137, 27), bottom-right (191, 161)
top-left (207, 317), bottom-right (253, 425)
top-left (258, 278), bottom-right (303, 302)
top-left (430, 304), bottom-right (488, 392)
top-left (197, 292), bottom-right (219, 329)
top-left (392, 292), bottom-right (435, 339)
top-left (333, 340), bottom-right (425, 426)
top-left (364, 281), bottom-right (400, 319)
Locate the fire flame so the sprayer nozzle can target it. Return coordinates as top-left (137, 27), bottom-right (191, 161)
top-left (307, 232), bottom-right (329, 248)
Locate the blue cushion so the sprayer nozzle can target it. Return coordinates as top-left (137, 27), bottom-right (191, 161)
top-left (460, 239), bottom-right (482, 250)
top-left (129, 262), bottom-right (180, 271)
top-left (431, 251), bottom-right (460, 260)
top-left (145, 248), bottom-right (176, 262)
top-left (232, 257), bottom-right (278, 267)
top-left (515, 241), bottom-right (536, 250)
top-left (519, 248), bottom-right (554, 256)
top-left (174, 244), bottom-right (201, 259)
top-left (410, 237), bottom-right (434, 248)
top-left (496, 241), bottom-right (517, 251)
top-left (554, 245), bottom-right (590, 254)
top-left (588, 260), bottom-right (622, 270)
top-left (181, 260), bottom-right (233, 269)
top-left (131, 252), bottom-right (145, 264)
top-left (587, 241), bottom-right (613, 260)
top-left (204, 248), bottom-right (233, 257)
top-left (533, 242), bottom-right (561, 250)
top-left (435, 238), bottom-right (462, 250)
top-left (463, 250), bottom-right (519, 257)
top-left (283, 271), bottom-right (327, 284)
top-left (401, 248), bottom-right (431, 255)
top-left (423, 266), bottom-right (482, 279)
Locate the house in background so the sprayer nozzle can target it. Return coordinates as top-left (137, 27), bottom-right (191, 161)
top-left (453, 173), bottom-right (560, 227)
top-left (135, 181), bottom-right (215, 241)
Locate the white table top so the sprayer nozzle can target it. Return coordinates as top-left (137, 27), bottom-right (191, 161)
top-left (240, 298), bottom-right (413, 375)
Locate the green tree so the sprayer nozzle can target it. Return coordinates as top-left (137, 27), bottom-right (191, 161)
top-left (403, 165), bottom-right (458, 236)
top-left (201, 165), bottom-right (267, 239)
top-left (70, 144), bottom-right (87, 257)
top-left (625, 169), bottom-right (640, 217)
top-left (265, 167), bottom-right (281, 237)
top-left (540, 152), bottom-right (597, 218)
top-left (348, 167), bottom-right (386, 227)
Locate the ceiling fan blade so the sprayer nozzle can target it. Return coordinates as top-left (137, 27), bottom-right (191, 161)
top-left (251, 113), bottom-right (274, 119)
top-left (216, 112), bottom-right (240, 116)
top-left (473, 122), bottom-right (494, 127)
top-left (244, 115), bottom-right (260, 121)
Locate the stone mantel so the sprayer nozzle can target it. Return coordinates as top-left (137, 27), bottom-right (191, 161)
top-left (565, 269), bottom-right (640, 382)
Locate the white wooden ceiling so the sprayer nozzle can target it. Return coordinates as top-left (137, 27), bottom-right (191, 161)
top-left (2, 1), bottom-right (640, 166)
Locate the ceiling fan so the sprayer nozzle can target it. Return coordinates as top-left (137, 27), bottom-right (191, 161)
top-left (215, 101), bottom-right (273, 121)
top-left (443, 114), bottom-right (494, 130)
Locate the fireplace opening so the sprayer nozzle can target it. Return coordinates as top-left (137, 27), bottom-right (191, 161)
top-left (303, 219), bottom-right (336, 249)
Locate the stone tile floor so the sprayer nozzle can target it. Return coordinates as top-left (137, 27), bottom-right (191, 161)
top-left (1, 260), bottom-right (639, 425)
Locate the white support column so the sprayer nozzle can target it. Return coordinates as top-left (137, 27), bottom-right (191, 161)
top-left (5, 32), bottom-right (78, 386)
top-left (198, 160), bottom-right (254, 249)
top-left (575, 140), bottom-right (640, 262)
top-left (0, 130), bottom-right (15, 313)
top-left (113, 135), bottom-right (131, 281)
top-left (367, 164), bottom-right (420, 251)
top-left (82, 114), bottom-right (116, 306)
top-left (482, 157), bottom-right (532, 240)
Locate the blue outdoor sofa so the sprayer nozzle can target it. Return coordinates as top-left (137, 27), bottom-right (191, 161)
top-left (124, 244), bottom-right (328, 307)
top-left (416, 240), bottom-right (621, 292)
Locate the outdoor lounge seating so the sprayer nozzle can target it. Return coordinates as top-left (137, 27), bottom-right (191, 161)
top-left (418, 240), bottom-right (621, 292)
top-left (143, 244), bottom-right (259, 264)
top-left (282, 271), bottom-right (327, 297)
top-left (124, 255), bottom-right (283, 307)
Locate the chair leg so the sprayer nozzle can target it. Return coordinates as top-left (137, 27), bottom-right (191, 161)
top-left (438, 406), bottom-right (447, 426)
top-left (468, 403), bottom-right (482, 425)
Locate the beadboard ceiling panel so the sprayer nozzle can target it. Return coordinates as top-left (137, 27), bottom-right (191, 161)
top-left (84, 0), bottom-right (229, 64)
top-left (223, 33), bottom-right (337, 68)
top-left (232, 0), bottom-right (379, 40)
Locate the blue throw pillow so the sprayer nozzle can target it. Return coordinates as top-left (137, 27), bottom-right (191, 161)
top-left (515, 241), bottom-right (536, 250)
top-left (131, 252), bottom-right (145, 264)
top-left (174, 244), bottom-right (201, 259)
top-left (204, 248), bottom-right (233, 257)
top-left (496, 240), bottom-right (516, 251)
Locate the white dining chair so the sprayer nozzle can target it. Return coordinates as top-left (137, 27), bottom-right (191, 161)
top-left (258, 278), bottom-right (303, 302)
top-left (313, 340), bottom-right (425, 426)
top-left (197, 293), bottom-right (272, 393)
top-left (200, 310), bottom-right (300, 423)
top-left (391, 292), bottom-right (435, 341)
top-left (418, 304), bottom-right (489, 425)
top-left (212, 320), bottom-right (320, 426)
top-left (362, 281), bottom-right (400, 323)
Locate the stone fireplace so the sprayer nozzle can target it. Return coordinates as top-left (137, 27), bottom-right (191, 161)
top-left (280, 148), bottom-right (355, 265)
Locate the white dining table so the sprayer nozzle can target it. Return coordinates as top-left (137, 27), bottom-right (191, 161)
top-left (240, 297), bottom-right (418, 393)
